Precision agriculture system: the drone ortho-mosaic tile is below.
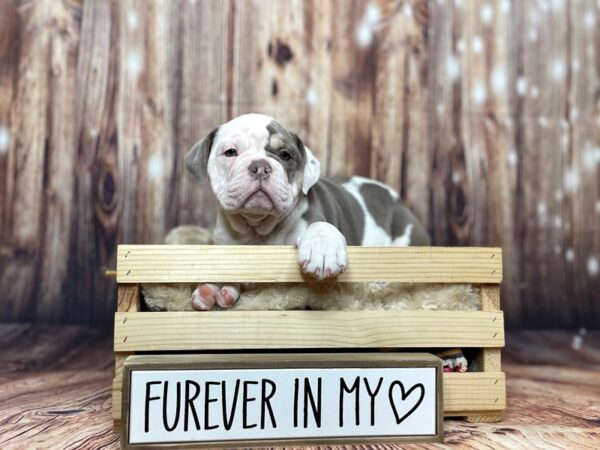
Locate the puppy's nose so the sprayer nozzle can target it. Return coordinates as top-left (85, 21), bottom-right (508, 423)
top-left (248, 160), bottom-right (272, 180)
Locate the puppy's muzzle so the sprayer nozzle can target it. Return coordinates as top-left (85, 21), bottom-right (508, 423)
top-left (248, 159), bottom-right (272, 180)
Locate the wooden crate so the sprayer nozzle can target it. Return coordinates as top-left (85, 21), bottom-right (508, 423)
top-left (112, 245), bottom-right (505, 424)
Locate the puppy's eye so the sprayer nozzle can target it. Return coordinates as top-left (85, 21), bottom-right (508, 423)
top-left (279, 150), bottom-right (292, 161)
top-left (224, 148), bottom-right (237, 157)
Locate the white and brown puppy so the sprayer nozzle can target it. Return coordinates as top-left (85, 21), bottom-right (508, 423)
top-left (185, 113), bottom-right (430, 311)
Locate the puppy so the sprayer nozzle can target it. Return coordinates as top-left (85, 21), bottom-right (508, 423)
top-left (185, 113), bottom-right (430, 311)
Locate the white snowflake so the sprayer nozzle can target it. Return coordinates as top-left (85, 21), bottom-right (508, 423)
top-left (446, 55), bottom-right (461, 81)
top-left (480, 3), bottom-right (493, 24)
top-left (537, 201), bottom-right (547, 217)
top-left (457, 39), bottom-right (465, 53)
top-left (306, 88), bottom-right (318, 106)
top-left (564, 168), bottom-right (579, 192)
top-left (529, 29), bottom-right (538, 42)
top-left (0, 126), bottom-right (9, 154)
top-left (472, 81), bottom-right (487, 105)
top-left (402, 3), bottom-right (413, 18)
top-left (219, 93), bottom-right (226, 103)
top-left (500, 0), bottom-right (510, 13)
top-left (570, 108), bottom-right (579, 121)
top-left (565, 248), bottom-right (575, 261)
top-left (554, 215), bottom-right (562, 229)
top-left (560, 132), bottom-right (569, 150)
top-left (454, 0), bottom-right (463, 7)
top-left (588, 256), bottom-right (599, 277)
top-left (491, 67), bottom-right (506, 94)
top-left (584, 11), bottom-right (596, 29)
top-left (452, 171), bottom-right (462, 184)
top-left (127, 12), bottom-right (138, 30)
top-left (550, 58), bottom-right (566, 81)
top-left (531, 86), bottom-right (539, 98)
top-left (572, 335), bottom-right (582, 350)
top-left (507, 150), bottom-right (518, 166)
top-left (551, 0), bottom-right (565, 11)
top-left (572, 59), bottom-right (581, 72)
top-left (555, 190), bottom-right (563, 202)
top-left (516, 77), bottom-right (528, 96)
top-left (538, 116), bottom-right (549, 127)
top-left (147, 154), bottom-right (163, 180)
top-left (127, 51), bottom-right (143, 78)
top-left (355, 22), bottom-right (373, 47)
top-left (583, 143), bottom-right (599, 169)
top-left (365, 2), bottom-right (381, 25)
top-left (436, 103), bottom-right (445, 115)
top-left (89, 128), bottom-right (99, 137)
top-left (472, 36), bottom-right (484, 54)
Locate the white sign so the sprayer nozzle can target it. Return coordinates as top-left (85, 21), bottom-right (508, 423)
top-left (126, 367), bottom-right (439, 445)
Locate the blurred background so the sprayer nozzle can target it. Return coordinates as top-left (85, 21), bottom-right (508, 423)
top-left (0, 0), bottom-right (598, 330)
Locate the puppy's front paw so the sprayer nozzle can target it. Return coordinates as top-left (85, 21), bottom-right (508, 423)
top-left (191, 283), bottom-right (241, 311)
top-left (296, 222), bottom-right (348, 279)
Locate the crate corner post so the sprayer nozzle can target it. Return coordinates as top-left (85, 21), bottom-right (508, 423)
top-left (113, 282), bottom-right (141, 423)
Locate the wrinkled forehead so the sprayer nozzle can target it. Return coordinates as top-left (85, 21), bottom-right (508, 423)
top-left (214, 114), bottom-right (276, 148)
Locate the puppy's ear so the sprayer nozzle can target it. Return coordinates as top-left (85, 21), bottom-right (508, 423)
top-left (185, 127), bottom-right (218, 180)
top-left (293, 134), bottom-right (321, 195)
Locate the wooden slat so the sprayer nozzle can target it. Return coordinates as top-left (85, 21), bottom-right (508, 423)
top-left (443, 372), bottom-right (506, 413)
top-left (112, 370), bottom-right (505, 421)
top-left (117, 284), bottom-right (140, 313)
top-left (474, 285), bottom-right (503, 373)
top-left (113, 310), bottom-right (504, 351)
top-left (116, 245), bottom-right (503, 283)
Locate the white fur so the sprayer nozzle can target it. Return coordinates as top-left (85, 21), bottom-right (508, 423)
top-left (296, 221), bottom-right (348, 279)
top-left (302, 147), bottom-right (321, 194)
top-left (342, 177), bottom-right (394, 246)
top-left (393, 223), bottom-right (413, 247)
top-left (207, 114), bottom-right (293, 216)
top-left (205, 114), bottom-right (321, 238)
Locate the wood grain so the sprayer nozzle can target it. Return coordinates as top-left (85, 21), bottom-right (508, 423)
top-left (473, 285), bottom-right (502, 373)
top-left (1, 325), bottom-right (598, 449)
top-left (116, 245), bottom-right (503, 283)
top-left (0, 0), bottom-right (598, 329)
top-left (113, 310), bottom-right (504, 351)
top-left (117, 284), bottom-right (140, 313)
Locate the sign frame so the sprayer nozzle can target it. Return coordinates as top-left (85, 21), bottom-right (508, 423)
top-left (121, 352), bottom-right (443, 448)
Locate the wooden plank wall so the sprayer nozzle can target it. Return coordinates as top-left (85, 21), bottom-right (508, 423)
top-left (0, 0), bottom-right (598, 329)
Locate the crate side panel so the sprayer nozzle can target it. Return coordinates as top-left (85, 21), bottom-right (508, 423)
top-left (114, 310), bottom-right (505, 351)
top-left (116, 245), bottom-right (503, 283)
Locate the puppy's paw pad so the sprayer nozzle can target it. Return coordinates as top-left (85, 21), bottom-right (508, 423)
top-left (190, 284), bottom-right (219, 311)
top-left (217, 285), bottom-right (240, 308)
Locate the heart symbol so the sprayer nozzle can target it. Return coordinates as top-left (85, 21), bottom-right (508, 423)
top-left (388, 381), bottom-right (425, 424)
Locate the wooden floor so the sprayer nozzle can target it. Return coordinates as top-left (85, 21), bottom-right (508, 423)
top-left (0, 325), bottom-right (598, 449)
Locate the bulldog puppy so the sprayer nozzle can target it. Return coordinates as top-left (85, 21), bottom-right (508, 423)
top-left (185, 113), bottom-right (430, 311)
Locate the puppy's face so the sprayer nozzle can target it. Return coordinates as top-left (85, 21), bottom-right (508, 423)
top-left (186, 114), bottom-right (320, 219)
